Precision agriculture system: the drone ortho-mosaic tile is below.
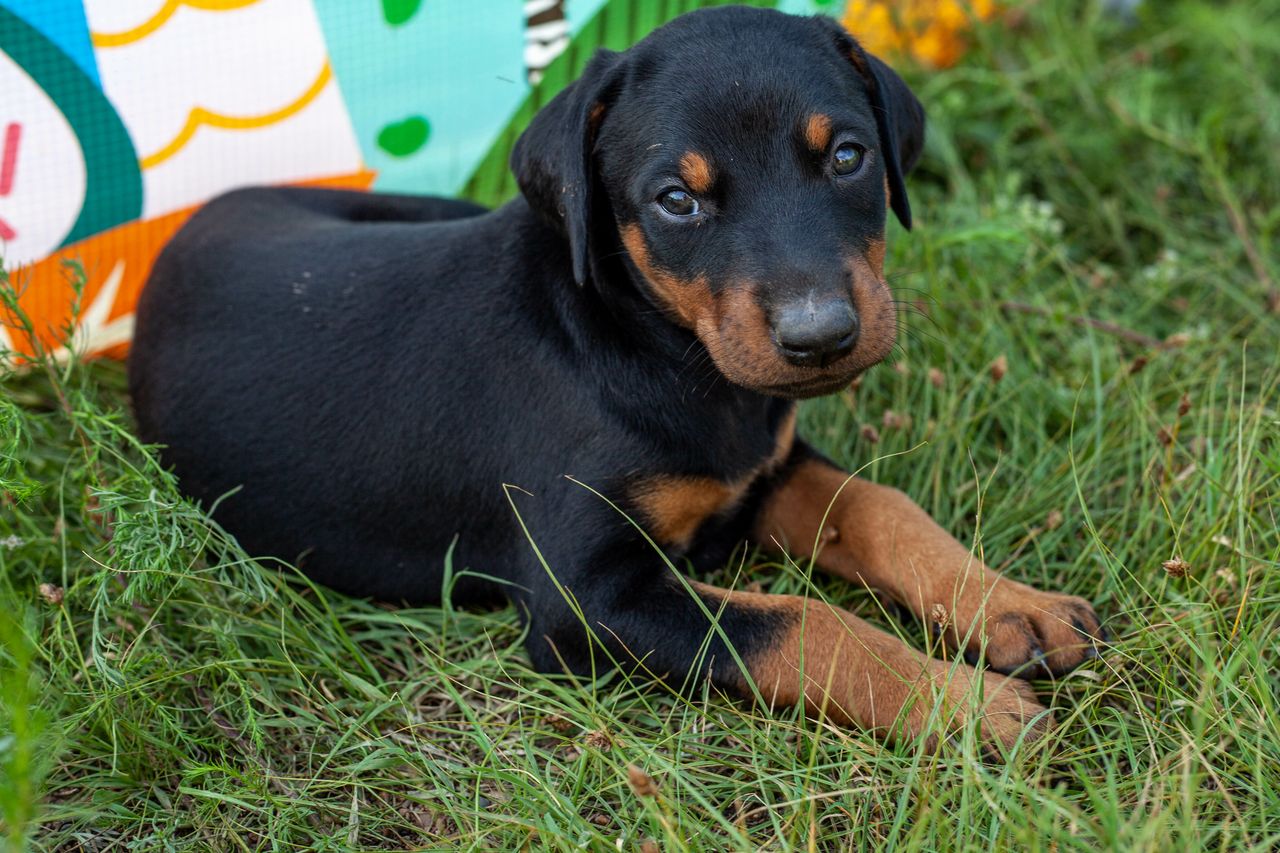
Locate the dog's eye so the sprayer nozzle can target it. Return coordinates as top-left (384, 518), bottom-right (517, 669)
top-left (657, 189), bottom-right (700, 217)
top-left (832, 143), bottom-right (866, 176)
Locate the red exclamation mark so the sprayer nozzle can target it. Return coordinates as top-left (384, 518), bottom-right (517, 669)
top-left (0, 122), bottom-right (21, 242)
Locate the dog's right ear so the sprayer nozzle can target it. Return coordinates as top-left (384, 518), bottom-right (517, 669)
top-left (813, 16), bottom-right (926, 230)
top-left (511, 49), bottom-right (624, 287)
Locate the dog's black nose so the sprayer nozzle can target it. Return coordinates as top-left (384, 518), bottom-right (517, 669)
top-left (771, 298), bottom-right (859, 368)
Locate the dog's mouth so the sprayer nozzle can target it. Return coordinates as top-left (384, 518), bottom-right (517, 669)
top-left (696, 321), bottom-right (892, 399)
top-left (755, 371), bottom-right (863, 399)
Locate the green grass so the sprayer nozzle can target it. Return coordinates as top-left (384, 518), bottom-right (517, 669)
top-left (3, 1), bottom-right (1279, 849)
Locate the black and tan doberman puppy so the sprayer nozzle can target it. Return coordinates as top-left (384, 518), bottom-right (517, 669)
top-left (130, 7), bottom-right (1102, 751)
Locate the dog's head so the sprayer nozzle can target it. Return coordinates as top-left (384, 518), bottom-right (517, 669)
top-left (512, 8), bottom-right (925, 398)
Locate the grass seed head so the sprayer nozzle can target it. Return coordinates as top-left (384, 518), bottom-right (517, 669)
top-left (1162, 557), bottom-right (1191, 578)
top-left (990, 354), bottom-right (1009, 382)
top-left (583, 729), bottom-right (614, 750)
top-left (628, 764), bottom-right (658, 797)
top-left (928, 367), bottom-right (945, 388)
top-left (39, 583), bottom-right (64, 606)
top-left (860, 424), bottom-right (881, 443)
top-left (882, 409), bottom-right (910, 430)
top-left (543, 714), bottom-right (574, 733)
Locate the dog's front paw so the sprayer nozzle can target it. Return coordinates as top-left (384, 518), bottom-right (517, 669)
top-left (949, 587), bottom-right (1104, 677)
top-left (929, 662), bottom-right (1052, 753)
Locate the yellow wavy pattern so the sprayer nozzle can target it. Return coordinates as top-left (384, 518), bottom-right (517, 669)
top-left (92, 0), bottom-right (263, 48)
top-left (140, 63), bottom-right (333, 170)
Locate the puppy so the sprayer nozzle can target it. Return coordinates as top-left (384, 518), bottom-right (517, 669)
top-left (130, 7), bottom-right (1101, 750)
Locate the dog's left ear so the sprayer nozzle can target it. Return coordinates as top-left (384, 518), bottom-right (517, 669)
top-left (816, 17), bottom-right (926, 229)
top-left (511, 49), bottom-right (624, 286)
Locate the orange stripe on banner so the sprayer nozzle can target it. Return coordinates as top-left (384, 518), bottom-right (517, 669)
top-left (2, 170), bottom-right (376, 362)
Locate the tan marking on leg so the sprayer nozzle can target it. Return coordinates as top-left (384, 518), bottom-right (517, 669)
top-left (679, 151), bottom-right (715, 194)
top-left (693, 581), bottom-right (1048, 749)
top-left (619, 223), bottom-right (711, 329)
top-left (753, 460), bottom-right (1103, 675)
top-left (633, 476), bottom-right (739, 550)
top-left (804, 113), bottom-right (833, 153)
top-left (631, 406), bottom-right (796, 550)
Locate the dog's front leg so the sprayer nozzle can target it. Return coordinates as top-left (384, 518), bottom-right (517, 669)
top-left (521, 561), bottom-right (1047, 751)
top-left (753, 445), bottom-right (1104, 675)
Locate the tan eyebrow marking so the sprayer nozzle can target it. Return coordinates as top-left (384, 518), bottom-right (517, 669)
top-left (679, 151), bottom-right (714, 194)
top-left (804, 113), bottom-right (833, 153)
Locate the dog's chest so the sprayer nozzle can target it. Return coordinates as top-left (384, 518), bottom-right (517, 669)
top-left (628, 408), bottom-right (796, 550)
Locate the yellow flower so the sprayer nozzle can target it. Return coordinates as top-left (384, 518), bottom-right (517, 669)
top-left (844, 0), bottom-right (1001, 69)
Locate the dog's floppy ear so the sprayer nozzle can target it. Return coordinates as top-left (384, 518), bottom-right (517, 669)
top-left (857, 49), bottom-right (925, 229)
top-left (816, 17), bottom-right (926, 229)
top-left (511, 49), bottom-right (623, 286)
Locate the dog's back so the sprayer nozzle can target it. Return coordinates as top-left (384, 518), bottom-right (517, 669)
top-left (129, 187), bottom-right (535, 602)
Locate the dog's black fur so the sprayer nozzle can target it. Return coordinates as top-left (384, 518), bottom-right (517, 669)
top-left (131, 7), bottom-right (1099, 738)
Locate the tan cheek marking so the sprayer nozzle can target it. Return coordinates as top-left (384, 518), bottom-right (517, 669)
top-left (679, 151), bottom-right (714, 195)
top-left (844, 252), bottom-right (897, 370)
top-left (619, 223), bottom-right (710, 329)
top-left (804, 113), bottom-right (833, 153)
top-left (866, 236), bottom-right (886, 278)
top-left (698, 287), bottom-right (796, 390)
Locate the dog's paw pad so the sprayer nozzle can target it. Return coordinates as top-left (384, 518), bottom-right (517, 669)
top-left (978, 593), bottom-right (1103, 676)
